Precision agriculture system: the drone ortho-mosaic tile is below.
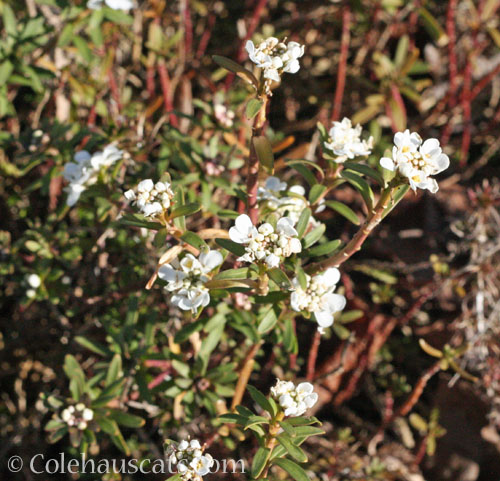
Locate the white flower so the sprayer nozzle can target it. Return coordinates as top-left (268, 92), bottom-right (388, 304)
top-left (270, 379), bottom-right (318, 417)
top-left (258, 178), bottom-right (323, 228)
top-left (158, 250), bottom-right (223, 313)
top-left (229, 214), bottom-right (301, 268)
top-left (60, 405), bottom-right (93, 430)
top-left (323, 118), bottom-right (373, 163)
top-left (169, 439), bottom-right (214, 480)
top-left (63, 144), bottom-right (124, 207)
top-left (26, 273), bottom-right (41, 288)
top-left (214, 103), bottom-right (235, 128)
top-left (245, 37), bottom-right (305, 93)
top-left (380, 130), bottom-right (450, 193)
top-left (124, 179), bottom-right (174, 218)
top-left (291, 268), bottom-right (346, 334)
top-left (87, 0), bottom-right (133, 10)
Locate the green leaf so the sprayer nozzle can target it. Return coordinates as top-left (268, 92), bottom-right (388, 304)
top-left (246, 99), bottom-right (263, 119)
top-left (215, 238), bottom-right (246, 256)
top-left (64, 355), bottom-right (85, 401)
top-left (325, 200), bottom-right (360, 225)
top-left (273, 458), bottom-right (309, 481)
top-left (343, 162), bottom-right (385, 186)
top-left (244, 415), bottom-right (270, 430)
top-left (306, 239), bottom-right (342, 257)
top-left (267, 268), bottom-right (291, 289)
top-left (212, 55), bottom-right (259, 87)
top-left (251, 447), bottom-right (271, 478)
top-left (295, 208), bottom-right (311, 238)
top-left (258, 305), bottom-right (279, 334)
top-left (103, 7), bottom-right (133, 25)
top-left (302, 224), bottom-right (325, 249)
top-left (75, 336), bottom-right (111, 357)
top-left (106, 354), bottom-right (122, 387)
top-left (174, 319), bottom-right (204, 343)
top-left (296, 266), bottom-right (307, 290)
top-left (286, 160), bottom-right (325, 182)
top-left (108, 410), bottom-right (145, 428)
top-left (287, 162), bottom-right (317, 186)
top-left (333, 323), bottom-right (351, 340)
top-left (180, 231), bottom-right (208, 251)
top-left (253, 136), bottom-right (274, 174)
top-left (309, 184), bottom-right (326, 205)
top-left (170, 202), bottom-right (201, 219)
top-left (120, 213), bottom-right (163, 230)
top-left (2, 5), bottom-right (17, 36)
top-left (247, 385), bottom-right (276, 416)
top-left (214, 267), bottom-right (251, 280)
top-left (218, 413), bottom-right (247, 424)
top-left (277, 433), bottom-right (308, 462)
top-left (197, 319), bottom-right (226, 374)
top-left (341, 171), bottom-right (375, 211)
top-left (293, 426), bottom-right (325, 437)
top-left (97, 417), bottom-right (120, 436)
top-left (73, 36), bottom-right (93, 63)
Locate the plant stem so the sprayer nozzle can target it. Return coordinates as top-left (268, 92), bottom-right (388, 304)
top-left (306, 185), bottom-right (398, 274)
top-left (231, 340), bottom-right (264, 410)
top-left (247, 97), bottom-right (268, 224)
top-left (306, 330), bottom-right (322, 381)
top-left (260, 412), bottom-right (285, 478)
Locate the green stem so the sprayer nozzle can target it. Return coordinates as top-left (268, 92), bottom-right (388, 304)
top-left (306, 184), bottom-right (402, 274)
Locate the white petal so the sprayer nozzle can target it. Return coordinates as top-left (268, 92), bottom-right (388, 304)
top-left (199, 250), bottom-right (223, 272)
top-left (380, 157), bottom-right (395, 171)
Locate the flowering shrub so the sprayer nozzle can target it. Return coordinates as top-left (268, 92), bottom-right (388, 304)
top-left (2, 1), bottom-right (499, 480)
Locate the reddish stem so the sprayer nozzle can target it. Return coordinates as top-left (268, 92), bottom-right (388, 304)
top-left (306, 330), bottom-right (322, 381)
top-left (107, 69), bottom-right (122, 113)
top-left (196, 13), bottom-right (216, 59)
top-left (460, 59), bottom-right (472, 167)
top-left (446, 0), bottom-right (458, 108)
top-left (182, 0), bottom-right (193, 58)
top-left (146, 63), bottom-right (156, 98)
top-left (331, 5), bottom-right (351, 121)
top-left (157, 59), bottom-right (179, 127)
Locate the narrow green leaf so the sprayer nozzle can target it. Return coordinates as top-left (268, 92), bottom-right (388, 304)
top-left (277, 433), bottom-right (308, 462)
top-left (295, 208), bottom-right (311, 238)
top-left (246, 98), bottom-right (263, 119)
top-left (212, 55), bottom-right (259, 87)
top-left (302, 224), bottom-right (325, 249)
top-left (120, 213), bottom-right (162, 230)
top-left (325, 200), bottom-right (360, 225)
top-left (308, 184), bottom-right (326, 205)
top-left (343, 162), bottom-right (385, 186)
top-left (251, 447), bottom-right (271, 478)
top-left (106, 354), bottom-right (122, 386)
top-left (267, 268), bottom-right (291, 288)
top-left (341, 171), bottom-right (375, 211)
top-left (108, 410), bottom-right (145, 428)
top-left (180, 231), bottom-right (208, 251)
top-left (247, 385), bottom-right (276, 416)
top-left (273, 458), bottom-right (309, 481)
top-left (75, 336), bottom-right (111, 357)
top-left (253, 136), bottom-right (274, 174)
top-left (170, 202), bottom-right (201, 219)
top-left (306, 239), bottom-right (342, 257)
top-left (215, 238), bottom-right (246, 256)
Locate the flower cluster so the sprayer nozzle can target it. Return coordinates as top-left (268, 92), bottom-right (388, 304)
top-left (124, 179), bottom-right (175, 218)
top-left (323, 117), bottom-right (373, 163)
top-left (380, 130), bottom-right (450, 193)
top-left (87, 0), bottom-right (133, 10)
top-left (214, 102), bottom-right (235, 128)
top-left (63, 144), bottom-right (124, 207)
top-left (61, 404), bottom-right (94, 431)
top-left (257, 177), bottom-right (324, 228)
top-left (158, 250), bottom-right (223, 313)
top-left (168, 439), bottom-right (214, 480)
top-left (246, 37), bottom-right (304, 93)
top-left (291, 268), bottom-right (346, 334)
top-left (229, 214), bottom-right (301, 268)
top-left (270, 380), bottom-right (318, 417)
top-left (25, 273), bottom-right (41, 299)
